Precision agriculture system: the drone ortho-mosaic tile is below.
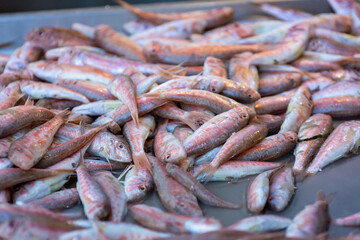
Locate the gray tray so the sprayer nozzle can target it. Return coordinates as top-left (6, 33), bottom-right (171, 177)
top-left (1, 0), bottom-right (359, 238)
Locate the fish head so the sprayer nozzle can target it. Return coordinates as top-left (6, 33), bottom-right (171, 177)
top-left (25, 27), bottom-right (58, 49)
top-left (26, 60), bottom-right (61, 82)
top-left (284, 131), bottom-right (298, 143)
top-left (206, 79), bottom-right (226, 93)
top-left (245, 88), bottom-right (261, 102)
top-left (124, 167), bottom-right (153, 202)
top-left (105, 135), bottom-right (132, 163)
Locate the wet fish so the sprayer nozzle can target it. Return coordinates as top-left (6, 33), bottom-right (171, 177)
top-left (109, 74), bottom-right (139, 125)
top-left (233, 131), bottom-right (297, 162)
top-left (280, 86), bottom-right (312, 134)
top-left (286, 192), bottom-right (331, 237)
top-left (94, 24), bottom-right (147, 62)
top-left (8, 110), bottom-right (68, 170)
top-left (36, 99), bottom-right (82, 110)
top-left (229, 52), bottom-right (259, 90)
top-left (247, 169), bottom-right (277, 214)
top-left (293, 114), bottom-right (333, 174)
top-left (228, 215), bottom-right (292, 233)
top-left (259, 72), bottom-right (302, 97)
top-left (27, 188), bottom-right (80, 210)
top-left (166, 163), bottom-right (240, 208)
top-left (154, 120), bottom-right (187, 164)
top-left (130, 204), bottom-right (222, 234)
top-left (123, 19), bottom-right (155, 35)
top-left (257, 3), bottom-right (312, 22)
top-left (172, 126), bottom-right (196, 170)
top-left (123, 115), bottom-right (155, 170)
top-left (27, 60), bottom-right (114, 85)
top-left (313, 95), bottom-right (360, 117)
top-left (307, 38), bottom-right (360, 56)
top-left (255, 90), bottom-right (295, 115)
top-left (131, 18), bottom-right (206, 40)
top-left (84, 159), bottom-right (126, 172)
top-left (268, 167), bottom-right (295, 211)
top-left (72, 100), bottom-right (122, 116)
top-left (312, 81), bottom-right (360, 101)
top-left (306, 121), bottom-right (360, 175)
top-left (148, 154), bottom-right (202, 217)
top-left (36, 123), bottom-right (109, 169)
top-left (196, 119), bottom-right (268, 181)
top-left (0, 105), bottom-right (54, 138)
top-left (333, 211), bottom-right (360, 227)
top-left (76, 153), bottom-right (110, 221)
top-left (124, 165), bottom-right (154, 202)
top-left (257, 114), bottom-right (285, 135)
top-left (203, 56), bottom-right (228, 78)
top-left (145, 89), bottom-right (245, 114)
top-left (26, 26), bottom-right (95, 49)
top-left (192, 161), bottom-right (281, 182)
top-left (93, 171), bottom-right (127, 222)
top-left (194, 145), bottom-right (222, 166)
top-left (45, 46), bottom-right (105, 60)
top-left (117, 0), bottom-right (233, 29)
top-left (182, 106), bottom-right (249, 156)
top-left (54, 78), bottom-right (116, 101)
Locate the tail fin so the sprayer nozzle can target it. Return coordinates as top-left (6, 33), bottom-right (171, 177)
top-left (194, 164), bottom-right (217, 184)
top-left (114, 0), bottom-right (146, 17)
top-left (183, 110), bottom-right (212, 130)
top-left (56, 108), bottom-right (70, 120)
top-left (317, 191), bottom-right (336, 204)
top-left (24, 97), bottom-right (34, 106)
top-left (133, 151), bottom-right (151, 172)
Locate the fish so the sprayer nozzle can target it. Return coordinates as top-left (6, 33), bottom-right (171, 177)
top-left (285, 192), bottom-right (331, 237)
top-left (203, 56), bottom-right (228, 78)
top-left (0, 84), bottom-right (23, 111)
top-left (131, 18), bottom-right (206, 40)
top-left (172, 126), bottom-right (196, 170)
top-left (310, 28), bottom-right (360, 48)
top-left (154, 120), bottom-right (187, 164)
top-left (56, 123), bottom-right (132, 162)
top-left (255, 90), bottom-right (295, 115)
top-left (293, 114), bottom-right (333, 174)
top-left (36, 123), bottom-right (109, 169)
top-left (15, 80), bottom-right (90, 103)
top-left (196, 22), bottom-right (254, 45)
top-left (166, 163), bottom-right (240, 208)
top-left (306, 121), bottom-right (360, 175)
top-left (333, 211), bottom-right (360, 227)
top-left (192, 161), bottom-right (281, 182)
top-left (25, 26), bottom-right (95, 49)
top-left (94, 24), bottom-right (147, 62)
top-left (71, 22), bottom-right (95, 38)
top-left (144, 89), bottom-right (245, 114)
top-left (27, 188), bottom-right (80, 210)
top-left (257, 3), bottom-right (312, 22)
top-left (76, 152), bottom-right (110, 221)
top-left (36, 99), bottom-right (82, 110)
top-left (72, 100), bottom-right (123, 116)
top-left (194, 145), bottom-right (222, 166)
top-left (84, 159), bottom-right (126, 172)
top-left (307, 38), bottom-right (360, 56)
top-left (257, 114), bottom-right (285, 135)
top-left (268, 167), bottom-right (295, 211)
top-left (227, 215), bottom-right (292, 233)
top-left (93, 171), bottom-right (127, 222)
top-left (144, 41), bottom-right (268, 65)
top-left (247, 169), bottom-right (277, 214)
top-left (233, 131), bottom-right (297, 162)
top-left (123, 19), bottom-right (155, 35)
top-left (45, 46), bottom-right (105, 60)
top-left (148, 154), bottom-right (202, 217)
top-left (182, 106), bottom-right (249, 156)
top-left (258, 72), bottom-right (302, 97)
top-left (0, 105), bottom-right (54, 138)
top-left (27, 60), bottom-right (114, 85)
top-left (123, 115), bottom-right (155, 170)
top-left (54, 78), bottom-right (116, 101)
top-left (327, 0), bottom-right (356, 15)
top-left (152, 102), bottom-right (212, 131)
top-left (312, 81), bottom-right (360, 101)
top-left (229, 52), bottom-right (259, 90)
top-left (280, 86), bottom-right (312, 134)
top-left (8, 110), bottom-right (68, 170)
top-left (130, 204), bottom-right (222, 234)
top-left (195, 119), bottom-right (268, 181)
top-left (313, 95), bottom-right (360, 117)
top-left (108, 74), bottom-right (139, 126)
top-left (116, 0), bottom-right (233, 29)
top-left (124, 165), bottom-right (154, 202)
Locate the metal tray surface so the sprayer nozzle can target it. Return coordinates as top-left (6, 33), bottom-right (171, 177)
top-left (1, 1), bottom-right (359, 238)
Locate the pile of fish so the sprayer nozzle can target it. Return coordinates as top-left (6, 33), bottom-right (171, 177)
top-left (1, 0), bottom-right (360, 239)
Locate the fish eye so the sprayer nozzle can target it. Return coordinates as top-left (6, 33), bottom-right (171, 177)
top-left (152, 48), bottom-right (156, 53)
top-left (248, 94), bottom-right (252, 98)
top-left (119, 144), bottom-right (124, 149)
top-left (38, 29), bottom-right (43, 35)
top-left (179, 202), bottom-right (185, 208)
top-left (69, 50), bottom-right (73, 54)
top-left (241, 114), bottom-right (247, 119)
top-left (197, 120), bottom-right (204, 126)
top-left (166, 154), bottom-right (171, 160)
top-left (288, 136), bottom-right (295, 141)
top-left (138, 184), bottom-right (146, 192)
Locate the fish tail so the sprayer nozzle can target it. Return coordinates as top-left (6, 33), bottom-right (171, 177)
top-left (131, 109), bottom-right (139, 128)
top-left (317, 191), bottom-right (336, 204)
top-left (195, 164), bottom-right (217, 184)
top-left (183, 111), bottom-right (212, 130)
top-left (133, 151), bottom-right (151, 172)
top-left (157, 65), bottom-right (185, 80)
top-left (56, 108), bottom-right (71, 120)
top-left (24, 97), bottom-right (34, 106)
top-left (115, 0), bottom-right (144, 16)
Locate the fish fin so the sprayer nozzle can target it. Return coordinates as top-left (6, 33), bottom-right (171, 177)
top-left (79, 120), bottom-right (86, 135)
top-left (335, 56), bottom-right (360, 65)
top-left (56, 109), bottom-right (70, 120)
top-left (156, 64), bottom-right (186, 80)
top-left (187, 73), bottom-right (203, 90)
top-left (183, 111), bottom-right (212, 130)
top-left (317, 191), bottom-right (336, 204)
top-left (117, 164), bottom-right (134, 181)
top-left (99, 147), bottom-right (113, 172)
top-left (24, 97), bottom-right (34, 106)
top-left (131, 109), bottom-right (139, 128)
top-left (195, 164), bottom-right (217, 184)
top-left (133, 151), bottom-right (151, 172)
